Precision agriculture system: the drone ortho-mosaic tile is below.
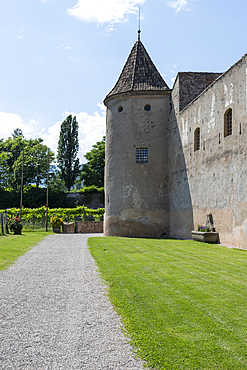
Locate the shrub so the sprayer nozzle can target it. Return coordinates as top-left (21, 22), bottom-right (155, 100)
top-left (50, 216), bottom-right (63, 228)
top-left (7, 217), bottom-right (23, 233)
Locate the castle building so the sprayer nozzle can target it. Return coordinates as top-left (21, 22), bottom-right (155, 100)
top-left (104, 38), bottom-right (247, 249)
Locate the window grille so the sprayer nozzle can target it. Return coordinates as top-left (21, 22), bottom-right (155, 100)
top-left (224, 109), bottom-right (232, 137)
top-left (194, 128), bottom-right (200, 151)
top-left (226, 109), bottom-right (232, 136)
top-left (136, 148), bottom-right (148, 163)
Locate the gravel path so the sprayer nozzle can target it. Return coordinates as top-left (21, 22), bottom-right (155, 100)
top-left (0, 234), bottom-right (147, 370)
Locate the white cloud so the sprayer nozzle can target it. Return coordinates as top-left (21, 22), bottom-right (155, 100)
top-left (167, 0), bottom-right (189, 13)
top-left (65, 106), bottom-right (106, 163)
top-left (42, 108), bottom-right (106, 163)
top-left (67, 0), bottom-right (145, 26)
top-left (56, 44), bottom-right (70, 50)
top-left (170, 64), bottom-right (178, 74)
top-left (40, 120), bottom-right (62, 157)
top-left (169, 64), bottom-right (178, 86)
top-left (0, 112), bottom-right (38, 139)
top-left (0, 105), bottom-right (106, 164)
top-left (69, 56), bottom-right (79, 62)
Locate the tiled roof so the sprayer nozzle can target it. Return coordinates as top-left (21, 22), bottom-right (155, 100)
top-left (105, 41), bottom-right (169, 101)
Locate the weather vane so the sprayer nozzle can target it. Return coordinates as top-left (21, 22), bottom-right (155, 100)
top-left (137, 7), bottom-right (141, 41)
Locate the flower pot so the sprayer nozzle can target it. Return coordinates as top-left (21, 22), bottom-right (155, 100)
top-left (53, 227), bottom-right (61, 233)
top-left (14, 229), bottom-right (22, 235)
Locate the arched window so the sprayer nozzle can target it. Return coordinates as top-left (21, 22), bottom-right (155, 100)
top-left (194, 128), bottom-right (200, 152)
top-left (224, 108), bottom-right (232, 137)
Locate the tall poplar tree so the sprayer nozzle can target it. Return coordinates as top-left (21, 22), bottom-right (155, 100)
top-left (57, 115), bottom-right (80, 191)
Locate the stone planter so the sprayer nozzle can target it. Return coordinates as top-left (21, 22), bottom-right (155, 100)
top-left (62, 222), bottom-right (74, 234)
top-left (192, 231), bottom-right (219, 244)
top-left (53, 227), bottom-right (61, 234)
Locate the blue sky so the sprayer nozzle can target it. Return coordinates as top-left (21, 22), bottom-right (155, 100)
top-left (0, 0), bottom-right (246, 162)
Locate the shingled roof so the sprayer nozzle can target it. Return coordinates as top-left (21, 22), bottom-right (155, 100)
top-left (105, 41), bottom-right (170, 101)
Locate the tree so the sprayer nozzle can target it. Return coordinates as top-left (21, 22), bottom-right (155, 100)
top-left (48, 169), bottom-right (67, 192)
top-left (13, 139), bottom-right (55, 188)
top-left (2, 135), bottom-right (25, 189)
top-left (0, 151), bottom-right (11, 188)
top-left (1, 133), bottom-right (55, 189)
top-left (11, 128), bottom-right (24, 139)
top-left (57, 115), bottom-right (80, 191)
top-left (80, 136), bottom-right (105, 188)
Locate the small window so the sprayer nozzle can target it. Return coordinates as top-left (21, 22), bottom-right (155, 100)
top-left (136, 148), bottom-right (148, 163)
top-left (224, 108), bottom-right (232, 137)
top-left (194, 128), bottom-right (200, 152)
top-left (118, 106), bottom-right (123, 112)
top-left (144, 104), bottom-right (151, 111)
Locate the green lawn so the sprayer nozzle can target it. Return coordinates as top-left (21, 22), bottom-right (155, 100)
top-left (88, 237), bottom-right (247, 370)
top-left (0, 231), bottom-right (52, 271)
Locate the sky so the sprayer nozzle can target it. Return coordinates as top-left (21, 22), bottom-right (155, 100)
top-left (0, 0), bottom-right (246, 163)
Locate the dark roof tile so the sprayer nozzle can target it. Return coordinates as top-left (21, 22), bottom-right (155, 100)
top-left (105, 41), bottom-right (169, 101)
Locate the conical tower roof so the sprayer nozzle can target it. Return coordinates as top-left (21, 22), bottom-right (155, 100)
top-left (104, 40), bottom-right (170, 102)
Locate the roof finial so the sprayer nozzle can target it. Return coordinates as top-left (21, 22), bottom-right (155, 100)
top-left (137, 7), bottom-right (141, 41)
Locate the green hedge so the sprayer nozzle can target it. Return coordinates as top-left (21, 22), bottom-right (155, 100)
top-left (0, 186), bottom-right (104, 209)
top-left (3, 206), bottom-right (105, 223)
top-left (0, 187), bottom-right (66, 209)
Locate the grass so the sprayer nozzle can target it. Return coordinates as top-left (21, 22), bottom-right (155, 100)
top-left (88, 237), bottom-right (247, 370)
top-left (0, 231), bottom-right (52, 271)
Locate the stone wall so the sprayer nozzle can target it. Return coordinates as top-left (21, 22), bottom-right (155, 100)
top-left (170, 54), bottom-right (247, 248)
top-left (65, 192), bottom-right (104, 209)
top-left (76, 221), bottom-right (103, 233)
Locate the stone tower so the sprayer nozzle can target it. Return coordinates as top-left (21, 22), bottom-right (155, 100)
top-left (104, 40), bottom-right (171, 237)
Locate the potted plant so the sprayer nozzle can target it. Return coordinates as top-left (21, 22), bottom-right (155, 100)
top-left (50, 216), bottom-right (63, 233)
top-left (7, 216), bottom-right (23, 235)
top-left (192, 215), bottom-right (219, 243)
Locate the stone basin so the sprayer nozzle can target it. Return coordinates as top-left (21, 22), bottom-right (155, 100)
top-left (191, 231), bottom-right (219, 244)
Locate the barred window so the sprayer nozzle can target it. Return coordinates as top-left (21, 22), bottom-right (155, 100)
top-left (194, 128), bottom-right (200, 152)
top-left (224, 108), bottom-right (232, 137)
top-left (136, 148), bottom-right (148, 163)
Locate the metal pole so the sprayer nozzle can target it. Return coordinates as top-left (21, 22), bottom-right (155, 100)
top-left (46, 149), bottom-right (50, 232)
top-left (5, 210), bottom-right (9, 234)
top-left (20, 146), bottom-right (24, 219)
top-left (0, 214), bottom-right (4, 235)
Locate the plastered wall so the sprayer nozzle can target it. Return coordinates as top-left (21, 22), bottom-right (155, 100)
top-left (170, 55), bottom-right (247, 248)
top-left (105, 92), bottom-right (170, 237)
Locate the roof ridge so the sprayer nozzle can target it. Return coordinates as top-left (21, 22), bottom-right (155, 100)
top-left (130, 42), bottom-right (138, 91)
